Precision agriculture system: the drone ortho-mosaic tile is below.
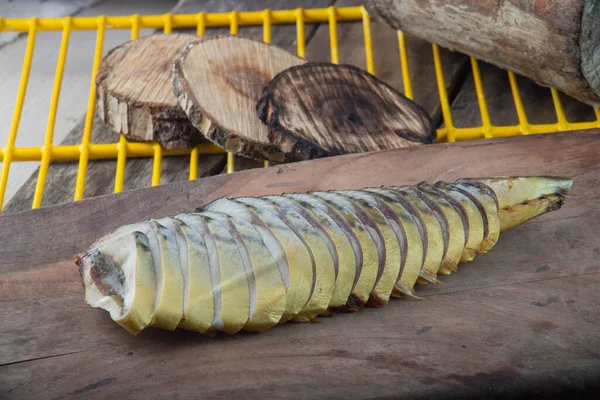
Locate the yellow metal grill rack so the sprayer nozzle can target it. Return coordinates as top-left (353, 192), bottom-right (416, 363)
top-left (0, 6), bottom-right (599, 213)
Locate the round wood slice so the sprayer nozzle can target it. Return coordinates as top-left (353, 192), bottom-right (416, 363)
top-left (257, 63), bottom-right (436, 162)
top-left (172, 35), bottom-right (306, 162)
top-left (96, 34), bottom-right (203, 149)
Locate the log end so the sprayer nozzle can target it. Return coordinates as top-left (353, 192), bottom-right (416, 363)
top-left (257, 62), bottom-right (436, 162)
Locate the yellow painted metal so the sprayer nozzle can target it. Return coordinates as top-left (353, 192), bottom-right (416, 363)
top-left (432, 43), bottom-right (453, 142)
top-left (296, 8), bottom-right (305, 58)
top-left (361, 7), bottom-right (374, 75)
top-left (328, 6), bottom-right (338, 64)
top-left (0, 5), bottom-right (599, 212)
top-left (73, 16), bottom-right (105, 201)
top-left (470, 58), bottom-right (492, 139)
top-left (114, 14), bottom-right (140, 194)
top-left (0, 19), bottom-right (37, 208)
top-left (263, 10), bottom-right (272, 170)
top-left (32, 18), bottom-right (71, 209)
top-left (397, 31), bottom-right (413, 100)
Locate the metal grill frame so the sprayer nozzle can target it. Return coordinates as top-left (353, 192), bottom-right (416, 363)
top-left (1, 6), bottom-right (599, 212)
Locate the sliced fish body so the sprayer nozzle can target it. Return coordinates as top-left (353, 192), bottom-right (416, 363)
top-left (78, 176), bottom-right (573, 337)
top-left (363, 188), bottom-right (424, 297)
top-left (338, 190), bottom-right (405, 300)
top-left (202, 211), bottom-right (286, 332)
top-left (453, 181), bottom-right (500, 253)
top-left (176, 213), bottom-right (242, 333)
top-left (78, 231), bottom-right (157, 335)
top-left (285, 193), bottom-right (365, 310)
top-left (175, 214), bottom-right (222, 331)
top-left (157, 218), bottom-right (214, 333)
top-left (201, 198), bottom-right (312, 323)
top-left (238, 197), bottom-right (334, 320)
top-left (417, 183), bottom-right (466, 273)
top-left (433, 182), bottom-right (485, 262)
top-left (312, 192), bottom-right (385, 306)
top-left (202, 214), bottom-right (250, 334)
top-left (382, 188), bottom-right (443, 284)
top-left (110, 220), bottom-right (184, 330)
top-left (265, 195), bottom-right (355, 312)
top-left (397, 187), bottom-right (453, 275)
top-left (465, 177), bottom-right (573, 232)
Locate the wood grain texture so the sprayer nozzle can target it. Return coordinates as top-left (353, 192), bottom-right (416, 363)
top-left (364, 0), bottom-right (600, 107)
top-left (258, 62), bottom-right (435, 161)
top-left (4, 0), bottom-right (332, 213)
top-left (96, 34), bottom-right (203, 149)
top-left (1, 130), bottom-right (600, 398)
top-left (173, 35), bottom-right (306, 161)
top-left (304, 0), bottom-right (470, 127)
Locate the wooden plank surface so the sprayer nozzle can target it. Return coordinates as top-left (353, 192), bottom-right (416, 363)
top-left (1, 130), bottom-right (599, 398)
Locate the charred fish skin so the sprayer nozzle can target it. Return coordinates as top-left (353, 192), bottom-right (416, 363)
top-left (78, 176), bottom-right (572, 336)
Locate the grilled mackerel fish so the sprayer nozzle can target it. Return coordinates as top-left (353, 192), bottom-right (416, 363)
top-left (77, 176), bottom-right (572, 335)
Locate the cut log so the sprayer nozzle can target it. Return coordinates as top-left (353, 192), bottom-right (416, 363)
top-left (172, 35), bottom-right (306, 162)
top-left (257, 63), bottom-right (436, 162)
top-left (364, 0), bottom-right (600, 107)
top-left (96, 34), bottom-right (203, 149)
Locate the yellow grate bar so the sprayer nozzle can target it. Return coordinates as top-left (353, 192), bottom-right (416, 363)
top-left (296, 8), bottom-right (305, 58)
top-left (328, 6), bottom-right (339, 65)
top-left (432, 43), bottom-right (453, 142)
top-left (73, 16), bottom-right (105, 201)
top-left (0, 19), bottom-right (37, 207)
top-left (225, 10), bottom-right (239, 175)
top-left (397, 31), bottom-right (413, 100)
top-left (32, 18), bottom-right (71, 208)
top-left (361, 7), bottom-right (374, 75)
top-left (470, 58), bottom-right (492, 139)
top-left (262, 9), bottom-right (272, 169)
top-left (114, 15), bottom-right (140, 193)
top-left (1, 8), bottom-right (363, 31)
top-left (1, 6), bottom-right (599, 213)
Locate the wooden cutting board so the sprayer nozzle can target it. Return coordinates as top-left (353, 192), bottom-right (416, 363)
top-left (1, 130), bottom-right (599, 399)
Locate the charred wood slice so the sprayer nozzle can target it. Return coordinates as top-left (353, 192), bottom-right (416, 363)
top-left (172, 35), bottom-right (306, 162)
top-left (77, 176), bottom-right (572, 335)
top-left (364, 0), bottom-right (600, 107)
top-left (257, 63), bottom-right (436, 162)
top-left (96, 34), bottom-right (204, 149)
